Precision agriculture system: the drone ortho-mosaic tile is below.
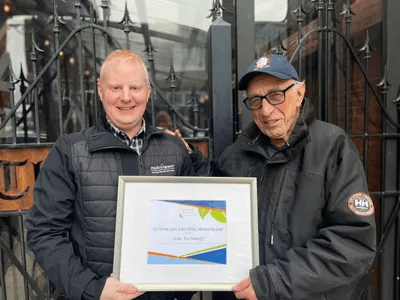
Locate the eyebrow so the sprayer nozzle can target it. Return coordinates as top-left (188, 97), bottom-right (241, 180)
top-left (246, 87), bottom-right (281, 97)
top-left (246, 81), bottom-right (298, 97)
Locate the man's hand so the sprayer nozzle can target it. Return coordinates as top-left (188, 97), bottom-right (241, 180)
top-left (100, 275), bottom-right (144, 300)
top-left (233, 277), bottom-right (257, 300)
top-left (164, 129), bottom-right (193, 154)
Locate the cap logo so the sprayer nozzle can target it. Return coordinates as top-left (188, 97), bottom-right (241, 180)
top-left (347, 192), bottom-right (374, 216)
top-left (255, 57), bottom-right (270, 70)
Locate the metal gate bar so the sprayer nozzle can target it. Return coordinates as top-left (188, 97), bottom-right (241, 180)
top-left (0, 212), bottom-right (49, 300)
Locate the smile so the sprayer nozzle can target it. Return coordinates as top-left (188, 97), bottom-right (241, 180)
top-left (118, 106), bottom-right (135, 111)
top-left (266, 119), bottom-right (280, 125)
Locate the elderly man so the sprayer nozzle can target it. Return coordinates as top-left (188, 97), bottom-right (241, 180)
top-left (182, 54), bottom-right (376, 299)
top-left (25, 49), bottom-right (195, 300)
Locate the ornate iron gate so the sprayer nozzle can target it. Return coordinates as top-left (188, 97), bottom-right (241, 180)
top-left (0, 0), bottom-right (399, 299)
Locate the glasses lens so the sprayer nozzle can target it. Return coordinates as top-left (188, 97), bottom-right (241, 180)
top-left (245, 97), bottom-right (262, 109)
top-left (267, 92), bottom-right (285, 105)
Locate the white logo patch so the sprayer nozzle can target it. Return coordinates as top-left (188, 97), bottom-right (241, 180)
top-left (255, 57), bottom-right (270, 70)
top-left (348, 192), bottom-right (374, 216)
top-left (151, 163), bottom-right (175, 174)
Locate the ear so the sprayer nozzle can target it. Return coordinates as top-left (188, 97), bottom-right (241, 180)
top-left (146, 87), bottom-right (151, 103)
top-left (97, 83), bottom-right (103, 103)
top-left (296, 82), bottom-right (306, 107)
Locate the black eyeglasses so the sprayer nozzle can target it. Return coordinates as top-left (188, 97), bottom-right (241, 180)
top-left (243, 82), bottom-right (298, 110)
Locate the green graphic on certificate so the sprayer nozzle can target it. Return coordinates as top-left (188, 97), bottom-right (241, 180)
top-left (147, 200), bottom-right (227, 265)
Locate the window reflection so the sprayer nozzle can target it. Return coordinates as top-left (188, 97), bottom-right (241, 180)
top-left (254, 0), bottom-right (288, 57)
top-left (98, 0), bottom-right (215, 137)
top-left (255, 0), bottom-right (288, 22)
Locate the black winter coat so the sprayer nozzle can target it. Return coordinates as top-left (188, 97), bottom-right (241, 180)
top-left (25, 116), bottom-right (195, 300)
top-left (191, 101), bottom-right (376, 299)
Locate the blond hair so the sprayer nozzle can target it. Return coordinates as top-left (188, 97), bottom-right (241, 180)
top-left (99, 49), bottom-right (150, 85)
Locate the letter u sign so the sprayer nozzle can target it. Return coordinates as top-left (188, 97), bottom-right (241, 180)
top-left (0, 147), bottom-right (50, 212)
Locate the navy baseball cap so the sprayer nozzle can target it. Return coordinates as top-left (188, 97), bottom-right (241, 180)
top-left (238, 54), bottom-right (300, 90)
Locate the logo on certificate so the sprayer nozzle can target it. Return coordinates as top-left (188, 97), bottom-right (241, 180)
top-left (147, 200), bottom-right (227, 265)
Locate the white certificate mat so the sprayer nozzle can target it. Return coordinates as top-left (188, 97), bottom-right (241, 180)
top-left (114, 176), bottom-right (259, 291)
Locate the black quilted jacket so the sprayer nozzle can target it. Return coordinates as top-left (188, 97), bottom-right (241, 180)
top-left (25, 115), bottom-right (195, 300)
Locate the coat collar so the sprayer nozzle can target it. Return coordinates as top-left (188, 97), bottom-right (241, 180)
top-left (88, 115), bottom-right (163, 152)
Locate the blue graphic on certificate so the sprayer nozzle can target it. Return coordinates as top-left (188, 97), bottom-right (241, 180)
top-left (147, 200), bottom-right (227, 265)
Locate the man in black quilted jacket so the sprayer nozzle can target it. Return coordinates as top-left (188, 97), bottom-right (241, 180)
top-left (25, 49), bottom-right (195, 300)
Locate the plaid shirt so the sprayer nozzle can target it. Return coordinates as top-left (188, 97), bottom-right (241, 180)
top-left (106, 118), bottom-right (146, 155)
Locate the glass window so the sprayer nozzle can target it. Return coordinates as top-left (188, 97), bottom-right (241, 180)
top-left (97, 0), bottom-right (215, 136)
top-left (254, 0), bottom-right (288, 58)
top-left (255, 0), bottom-right (287, 22)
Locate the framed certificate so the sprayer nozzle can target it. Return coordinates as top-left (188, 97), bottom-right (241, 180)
top-left (113, 176), bottom-right (259, 291)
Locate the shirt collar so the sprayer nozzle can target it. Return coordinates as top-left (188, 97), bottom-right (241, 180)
top-left (105, 117), bottom-right (146, 139)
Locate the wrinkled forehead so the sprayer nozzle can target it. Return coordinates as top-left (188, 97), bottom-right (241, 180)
top-left (246, 73), bottom-right (293, 93)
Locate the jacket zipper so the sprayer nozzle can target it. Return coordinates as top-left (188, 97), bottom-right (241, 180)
top-left (247, 137), bottom-right (282, 247)
top-left (137, 131), bottom-right (151, 175)
top-left (269, 169), bottom-right (286, 246)
top-left (260, 159), bottom-right (277, 245)
top-left (137, 129), bottom-right (162, 175)
top-left (271, 222), bottom-right (275, 245)
top-left (137, 154), bottom-right (143, 175)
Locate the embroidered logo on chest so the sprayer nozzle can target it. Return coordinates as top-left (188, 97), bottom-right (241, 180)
top-left (151, 163), bottom-right (175, 174)
top-left (347, 192), bottom-right (374, 216)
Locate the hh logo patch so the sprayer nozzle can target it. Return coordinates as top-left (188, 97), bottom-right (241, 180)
top-left (348, 192), bottom-right (374, 216)
top-left (151, 163), bottom-right (175, 174)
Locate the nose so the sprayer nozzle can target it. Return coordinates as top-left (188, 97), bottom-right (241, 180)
top-left (260, 98), bottom-right (276, 116)
top-left (121, 87), bottom-right (131, 102)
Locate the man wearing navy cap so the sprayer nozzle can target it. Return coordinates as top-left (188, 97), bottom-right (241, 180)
top-left (183, 54), bottom-right (376, 299)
